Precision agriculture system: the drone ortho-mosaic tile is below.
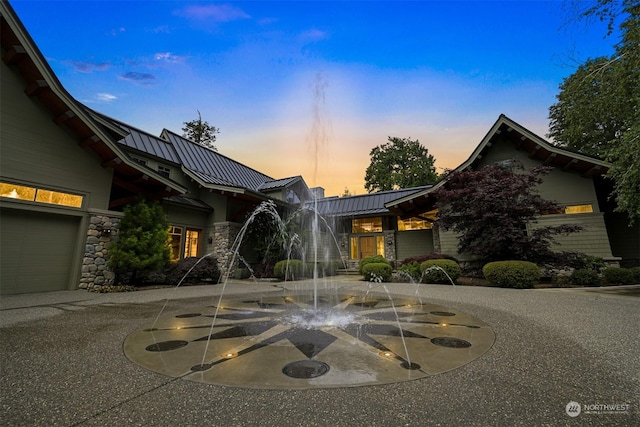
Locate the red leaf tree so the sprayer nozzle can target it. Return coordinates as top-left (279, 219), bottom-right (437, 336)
top-left (433, 165), bottom-right (582, 263)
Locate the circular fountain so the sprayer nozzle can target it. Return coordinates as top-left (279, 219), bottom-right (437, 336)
top-left (124, 286), bottom-right (495, 389)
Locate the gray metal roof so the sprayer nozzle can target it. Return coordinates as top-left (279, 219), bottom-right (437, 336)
top-left (258, 176), bottom-right (302, 191)
top-left (162, 129), bottom-right (274, 191)
top-left (312, 186), bottom-right (432, 217)
top-left (90, 111), bottom-right (181, 164)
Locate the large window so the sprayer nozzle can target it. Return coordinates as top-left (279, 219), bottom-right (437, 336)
top-left (398, 217), bottom-right (433, 231)
top-left (0, 181), bottom-right (83, 208)
top-left (352, 217), bottom-right (382, 233)
top-left (565, 204), bottom-right (593, 214)
top-left (168, 226), bottom-right (183, 262)
top-left (184, 229), bottom-right (200, 258)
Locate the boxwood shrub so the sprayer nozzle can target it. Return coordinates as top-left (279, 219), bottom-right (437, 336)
top-left (420, 259), bottom-right (461, 284)
top-left (603, 267), bottom-right (636, 285)
top-left (359, 255), bottom-right (390, 275)
top-left (569, 268), bottom-right (601, 287)
top-left (274, 259), bottom-right (305, 280)
top-left (482, 261), bottom-right (541, 289)
top-left (362, 263), bottom-right (392, 282)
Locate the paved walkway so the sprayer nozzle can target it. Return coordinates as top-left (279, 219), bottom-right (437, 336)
top-left (1, 279), bottom-right (638, 426)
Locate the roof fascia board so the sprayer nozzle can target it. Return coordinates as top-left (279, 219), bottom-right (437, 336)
top-left (181, 167), bottom-right (247, 194)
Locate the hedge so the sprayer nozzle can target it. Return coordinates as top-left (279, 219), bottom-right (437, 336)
top-left (274, 259), bottom-right (305, 280)
top-left (359, 255), bottom-right (390, 275)
top-left (362, 263), bottom-right (392, 282)
top-left (420, 259), bottom-right (461, 284)
top-left (482, 261), bottom-right (541, 289)
top-left (569, 269), bottom-right (601, 287)
top-left (603, 267), bottom-right (637, 285)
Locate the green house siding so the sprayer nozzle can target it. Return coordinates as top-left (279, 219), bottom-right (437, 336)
top-left (1, 53), bottom-right (111, 294)
top-left (396, 230), bottom-right (434, 260)
top-left (1, 62), bottom-right (113, 208)
top-left (531, 213), bottom-right (613, 259)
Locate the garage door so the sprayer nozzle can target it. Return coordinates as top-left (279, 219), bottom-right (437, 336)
top-left (0, 208), bottom-right (80, 294)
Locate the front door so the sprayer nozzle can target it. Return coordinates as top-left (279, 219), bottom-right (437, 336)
top-left (359, 236), bottom-right (376, 259)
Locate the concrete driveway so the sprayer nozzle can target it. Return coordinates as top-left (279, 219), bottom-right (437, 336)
top-left (1, 279), bottom-right (638, 426)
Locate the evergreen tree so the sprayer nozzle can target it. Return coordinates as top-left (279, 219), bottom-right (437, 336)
top-left (182, 110), bottom-right (220, 151)
top-left (108, 199), bottom-right (170, 284)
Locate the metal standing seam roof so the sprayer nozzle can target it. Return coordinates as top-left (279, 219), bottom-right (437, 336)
top-left (161, 129), bottom-right (274, 191)
top-left (258, 176), bottom-right (302, 191)
top-left (90, 111), bottom-right (182, 164)
top-left (312, 186), bottom-right (432, 217)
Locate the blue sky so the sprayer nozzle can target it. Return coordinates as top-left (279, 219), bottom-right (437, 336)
top-left (11, 1), bottom-right (619, 196)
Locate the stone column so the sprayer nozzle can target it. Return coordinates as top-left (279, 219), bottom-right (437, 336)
top-left (214, 221), bottom-right (242, 279)
top-left (80, 209), bottom-right (123, 289)
top-left (384, 230), bottom-right (396, 265)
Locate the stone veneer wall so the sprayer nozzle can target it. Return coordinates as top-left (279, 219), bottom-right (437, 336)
top-left (213, 221), bottom-right (242, 279)
top-left (79, 210), bottom-right (123, 289)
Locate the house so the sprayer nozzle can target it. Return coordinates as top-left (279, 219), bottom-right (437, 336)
top-left (384, 114), bottom-right (639, 266)
top-left (0, 2), bottom-right (311, 295)
top-left (2, 2), bottom-right (636, 295)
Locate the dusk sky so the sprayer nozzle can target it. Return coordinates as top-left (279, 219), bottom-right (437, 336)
top-left (10, 1), bottom-right (620, 196)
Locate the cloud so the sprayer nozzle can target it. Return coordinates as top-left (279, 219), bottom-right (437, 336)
top-left (109, 27), bottom-right (126, 36)
top-left (96, 93), bottom-right (117, 102)
top-left (119, 72), bottom-right (156, 85)
top-left (176, 4), bottom-right (250, 22)
top-left (299, 29), bottom-right (328, 44)
top-left (66, 60), bottom-right (110, 73)
top-left (150, 25), bottom-right (171, 34)
top-left (154, 52), bottom-right (187, 63)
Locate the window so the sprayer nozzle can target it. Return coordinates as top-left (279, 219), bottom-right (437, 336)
top-left (350, 236), bottom-right (358, 259)
top-left (131, 156), bottom-right (147, 166)
top-left (157, 165), bottom-right (171, 178)
top-left (184, 229), bottom-right (200, 258)
top-left (352, 217), bottom-right (382, 233)
top-left (168, 226), bottom-right (183, 262)
top-left (398, 217), bottom-right (433, 231)
top-left (0, 181), bottom-right (83, 208)
top-left (376, 236), bottom-right (385, 257)
top-left (565, 204), bottom-right (593, 214)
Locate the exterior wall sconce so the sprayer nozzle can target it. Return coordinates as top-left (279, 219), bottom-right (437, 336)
top-left (101, 228), bottom-right (112, 237)
top-left (208, 237), bottom-right (213, 244)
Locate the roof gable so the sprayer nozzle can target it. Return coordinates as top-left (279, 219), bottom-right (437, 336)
top-left (314, 186), bottom-right (431, 217)
top-left (385, 114), bottom-right (612, 217)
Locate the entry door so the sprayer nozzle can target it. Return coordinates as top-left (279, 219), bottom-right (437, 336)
top-left (359, 236), bottom-right (376, 259)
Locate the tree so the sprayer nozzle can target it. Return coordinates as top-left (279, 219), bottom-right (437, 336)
top-left (549, 2), bottom-right (639, 222)
top-left (108, 199), bottom-right (170, 284)
top-left (341, 187), bottom-right (354, 197)
top-left (364, 137), bottom-right (438, 193)
top-left (182, 110), bottom-right (220, 151)
top-left (432, 166), bottom-right (582, 263)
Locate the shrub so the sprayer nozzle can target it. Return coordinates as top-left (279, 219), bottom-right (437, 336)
top-left (359, 255), bottom-right (390, 275)
top-left (305, 261), bottom-right (341, 278)
top-left (274, 259), bottom-right (305, 280)
top-left (398, 253), bottom-right (458, 267)
top-left (362, 263), bottom-right (392, 282)
top-left (396, 261), bottom-right (421, 282)
top-left (603, 267), bottom-right (636, 285)
top-left (482, 261), bottom-right (541, 289)
top-left (569, 269), bottom-right (601, 287)
top-left (164, 256), bottom-right (220, 285)
top-left (631, 267), bottom-right (640, 284)
top-left (420, 259), bottom-right (461, 284)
